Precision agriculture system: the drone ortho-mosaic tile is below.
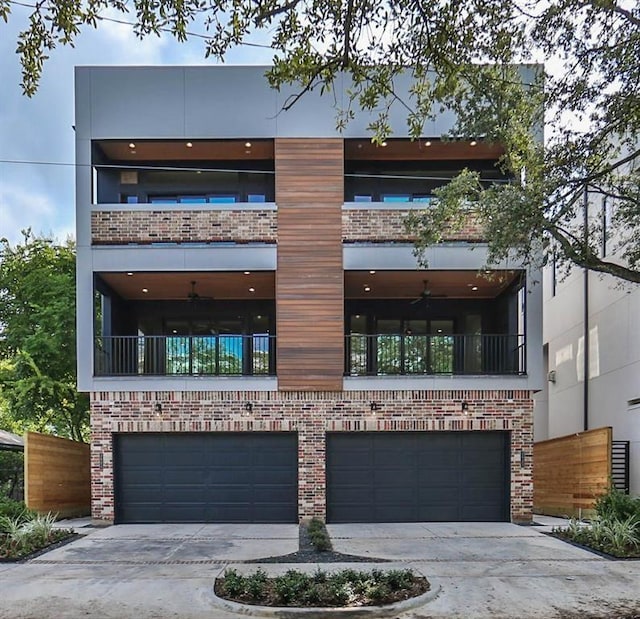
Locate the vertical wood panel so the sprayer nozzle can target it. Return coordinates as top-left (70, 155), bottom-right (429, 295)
top-left (25, 432), bottom-right (91, 517)
top-left (276, 138), bottom-right (344, 391)
top-left (533, 427), bottom-right (612, 518)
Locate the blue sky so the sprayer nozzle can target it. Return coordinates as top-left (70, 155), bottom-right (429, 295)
top-left (0, 7), bottom-right (272, 246)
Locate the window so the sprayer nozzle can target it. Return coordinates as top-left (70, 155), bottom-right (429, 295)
top-left (208, 195), bottom-right (237, 204)
top-left (247, 194), bottom-right (266, 203)
top-left (601, 197), bottom-right (614, 256)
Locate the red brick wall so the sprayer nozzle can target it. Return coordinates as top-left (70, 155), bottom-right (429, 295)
top-left (342, 209), bottom-right (485, 242)
top-left (90, 389), bottom-right (533, 523)
top-left (91, 209), bottom-right (277, 244)
top-left (91, 207), bottom-right (485, 245)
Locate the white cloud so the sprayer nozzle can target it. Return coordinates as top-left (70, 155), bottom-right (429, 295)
top-left (0, 181), bottom-right (72, 244)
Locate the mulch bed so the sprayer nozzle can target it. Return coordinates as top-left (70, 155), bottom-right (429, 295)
top-left (0, 531), bottom-right (77, 563)
top-left (245, 522), bottom-right (389, 564)
top-left (547, 531), bottom-right (640, 561)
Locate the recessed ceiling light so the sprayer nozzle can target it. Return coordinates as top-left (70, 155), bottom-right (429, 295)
top-left (471, 285), bottom-right (479, 291)
top-left (126, 272), bottom-right (133, 276)
top-left (186, 142), bottom-right (193, 148)
top-left (369, 270), bottom-right (376, 274)
top-left (142, 288), bottom-right (149, 293)
top-left (437, 329), bottom-right (443, 333)
top-left (425, 140), bottom-right (432, 147)
top-left (172, 329), bottom-right (177, 334)
top-left (364, 285), bottom-right (371, 292)
top-left (256, 315), bottom-right (262, 320)
top-left (381, 141), bottom-right (388, 147)
top-left (128, 142), bottom-right (136, 149)
top-left (244, 271), bottom-right (251, 275)
top-left (245, 142), bottom-right (252, 148)
top-left (249, 287), bottom-right (255, 293)
top-left (470, 140), bottom-right (478, 146)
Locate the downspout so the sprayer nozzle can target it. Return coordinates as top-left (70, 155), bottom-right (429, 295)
top-left (583, 186), bottom-right (589, 432)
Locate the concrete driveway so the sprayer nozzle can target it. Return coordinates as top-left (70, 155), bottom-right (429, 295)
top-left (0, 519), bottom-right (638, 618)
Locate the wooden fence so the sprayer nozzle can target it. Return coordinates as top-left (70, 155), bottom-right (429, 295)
top-left (533, 427), bottom-right (612, 518)
top-left (24, 432), bottom-right (91, 518)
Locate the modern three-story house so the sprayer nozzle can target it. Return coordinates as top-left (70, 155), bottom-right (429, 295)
top-left (76, 66), bottom-right (543, 524)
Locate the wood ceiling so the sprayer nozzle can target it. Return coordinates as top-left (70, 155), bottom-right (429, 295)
top-left (99, 270), bottom-right (518, 301)
top-left (96, 140), bottom-right (274, 161)
top-left (344, 138), bottom-right (505, 161)
top-left (95, 138), bottom-right (503, 163)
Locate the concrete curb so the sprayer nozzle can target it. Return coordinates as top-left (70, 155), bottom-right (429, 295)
top-left (209, 567), bottom-right (442, 618)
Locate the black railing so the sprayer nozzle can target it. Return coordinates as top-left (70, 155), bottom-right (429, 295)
top-left (95, 334), bottom-right (276, 377)
top-left (345, 333), bottom-right (526, 376)
top-left (611, 441), bottom-right (630, 494)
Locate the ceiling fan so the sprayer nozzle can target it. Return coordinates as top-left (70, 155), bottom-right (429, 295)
top-left (410, 280), bottom-right (447, 305)
top-left (187, 280), bottom-right (214, 302)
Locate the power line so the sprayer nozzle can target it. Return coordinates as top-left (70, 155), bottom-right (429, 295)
top-left (0, 159), bottom-right (510, 183)
top-left (7, 0), bottom-right (275, 50)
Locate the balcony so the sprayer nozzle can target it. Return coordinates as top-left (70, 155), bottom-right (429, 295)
top-left (345, 333), bottom-right (526, 376)
top-left (95, 334), bottom-right (275, 377)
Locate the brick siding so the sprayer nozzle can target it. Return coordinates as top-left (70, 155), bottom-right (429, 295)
top-left (91, 210), bottom-right (277, 244)
top-left (342, 209), bottom-right (485, 242)
top-left (90, 389), bottom-right (533, 523)
top-left (91, 208), bottom-right (485, 245)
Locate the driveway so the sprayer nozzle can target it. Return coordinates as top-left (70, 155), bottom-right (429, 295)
top-left (0, 520), bottom-right (638, 618)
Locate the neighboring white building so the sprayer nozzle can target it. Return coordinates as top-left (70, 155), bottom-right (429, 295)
top-left (536, 152), bottom-right (640, 495)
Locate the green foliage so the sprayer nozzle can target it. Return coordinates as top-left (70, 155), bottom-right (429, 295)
top-left (220, 569), bottom-right (247, 597)
top-left (0, 231), bottom-right (88, 442)
top-left (245, 568), bottom-right (268, 600)
top-left (0, 451), bottom-right (23, 500)
top-left (555, 498), bottom-right (640, 559)
top-left (0, 498), bottom-right (34, 523)
top-left (5, 2), bottom-right (640, 281)
top-left (595, 487), bottom-right (640, 523)
top-left (217, 567), bottom-right (427, 607)
top-left (306, 517), bottom-right (332, 552)
top-left (0, 509), bottom-right (70, 560)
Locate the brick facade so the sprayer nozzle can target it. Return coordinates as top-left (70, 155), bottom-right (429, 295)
top-left (342, 208), bottom-right (485, 242)
top-left (91, 208), bottom-right (485, 245)
top-left (91, 209), bottom-right (277, 245)
top-left (90, 389), bottom-right (533, 523)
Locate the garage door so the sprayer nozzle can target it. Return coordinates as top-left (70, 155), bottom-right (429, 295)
top-left (114, 433), bottom-right (297, 523)
top-left (326, 432), bottom-right (509, 523)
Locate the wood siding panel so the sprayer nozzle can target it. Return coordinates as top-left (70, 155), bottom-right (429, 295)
top-left (533, 427), bottom-right (612, 518)
top-left (276, 139), bottom-right (344, 391)
top-left (25, 432), bottom-right (91, 518)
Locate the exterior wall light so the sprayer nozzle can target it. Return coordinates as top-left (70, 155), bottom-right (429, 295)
top-left (244, 402), bottom-right (253, 413)
top-left (154, 402), bottom-right (162, 414)
top-left (461, 401), bottom-right (469, 413)
top-left (370, 401), bottom-right (379, 412)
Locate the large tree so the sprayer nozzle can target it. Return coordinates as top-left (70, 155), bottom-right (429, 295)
top-left (0, 232), bottom-right (88, 441)
top-left (2, 0), bottom-right (639, 282)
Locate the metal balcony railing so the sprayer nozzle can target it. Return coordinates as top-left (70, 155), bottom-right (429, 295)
top-left (95, 334), bottom-right (276, 377)
top-left (345, 333), bottom-right (526, 376)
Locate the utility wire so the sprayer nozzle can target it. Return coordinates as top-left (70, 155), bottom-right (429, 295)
top-left (7, 0), bottom-right (275, 50)
top-left (0, 159), bottom-right (510, 183)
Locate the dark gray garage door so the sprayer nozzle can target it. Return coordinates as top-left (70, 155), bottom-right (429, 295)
top-left (114, 433), bottom-right (297, 523)
top-left (326, 432), bottom-right (509, 523)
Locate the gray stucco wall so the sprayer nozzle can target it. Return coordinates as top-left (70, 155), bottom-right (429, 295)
top-left (75, 65), bottom-right (544, 394)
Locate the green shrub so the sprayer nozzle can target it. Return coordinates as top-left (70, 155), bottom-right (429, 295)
top-left (220, 569), bottom-right (247, 597)
top-left (383, 569), bottom-right (414, 591)
top-left (217, 567), bottom-right (427, 608)
top-left (0, 498), bottom-right (33, 522)
top-left (245, 568), bottom-right (268, 600)
top-left (595, 487), bottom-right (640, 522)
top-left (306, 518), bottom-right (332, 552)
